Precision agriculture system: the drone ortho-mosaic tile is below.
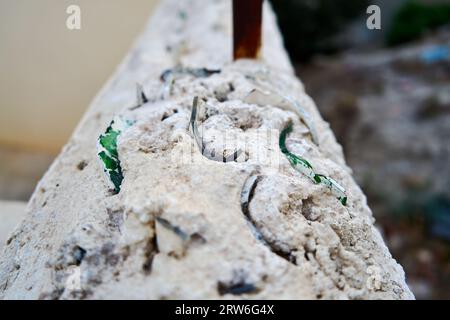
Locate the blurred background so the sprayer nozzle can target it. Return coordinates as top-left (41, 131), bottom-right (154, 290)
top-left (0, 0), bottom-right (158, 199)
top-left (0, 0), bottom-right (158, 263)
top-left (0, 0), bottom-right (449, 299)
top-left (270, 0), bottom-right (450, 299)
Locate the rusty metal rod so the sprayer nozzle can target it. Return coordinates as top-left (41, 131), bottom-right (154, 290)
top-left (233, 0), bottom-right (263, 60)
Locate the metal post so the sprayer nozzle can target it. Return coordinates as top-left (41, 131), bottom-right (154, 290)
top-left (233, 0), bottom-right (263, 60)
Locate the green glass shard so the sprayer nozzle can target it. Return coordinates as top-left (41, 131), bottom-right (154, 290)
top-left (97, 116), bottom-right (132, 194)
top-left (279, 122), bottom-right (347, 206)
top-left (339, 197), bottom-right (348, 206)
top-left (313, 174), bottom-right (322, 184)
top-left (109, 170), bottom-right (124, 193)
top-left (315, 174), bottom-right (347, 202)
top-left (279, 122), bottom-right (293, 154)
top-left (98, 151), bottom-right (118, 171)
top-left (99, 128), bottom-right (119, 158)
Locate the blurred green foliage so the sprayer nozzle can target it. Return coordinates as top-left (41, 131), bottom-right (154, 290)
top-left (269, 0), bottom-right (368, 62)
top-left (392, 191), bottom-right (450, 241)
top-left (387, 1), bottom-right (450, 46)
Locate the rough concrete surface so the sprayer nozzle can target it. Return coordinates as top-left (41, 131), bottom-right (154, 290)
top-left (0, 0), bottom-right (413, 299)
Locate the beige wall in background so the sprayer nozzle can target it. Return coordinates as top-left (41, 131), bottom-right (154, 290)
top-left (0, 0), bottom-right (158, 153)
